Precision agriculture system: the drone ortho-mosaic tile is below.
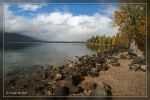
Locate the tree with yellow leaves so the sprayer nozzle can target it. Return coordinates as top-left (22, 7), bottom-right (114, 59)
top-left (113, 4), bottom-right (146, 51)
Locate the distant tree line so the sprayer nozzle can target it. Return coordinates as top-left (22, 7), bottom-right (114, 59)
top-left (86, 34), bottom-right (129, 47)
top-left (86, 35), bottom-right (112, 45)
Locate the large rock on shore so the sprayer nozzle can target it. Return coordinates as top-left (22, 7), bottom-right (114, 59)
top-left (55, 73), bottom-right (62, 80)
top-left (53, 86), bottom-right (69, 96)
top-left (110, 58), bottom-right (120, 67)
top-left (129, 64), bottom-right (141, 72)
top-left (69, 86), bottom-right (84, 94)
top-left (90, 82), bottom-right (112, 96)
top-left (129, 56), bottom-right (146, 72)
top-left (131, 56), bottom-right (144, 65)
top-left (79, 69), bottom-right (88, 77)
top-left (140, 65), bottom-right (146, 72)
top-left (130, 40), bottom-right (144, 58)
top-left (87, 68), bottom-right (99, 77)
top-left (79, 80), bottom-right (97, 90)
top-left (64, 75), bottom-right (83, 86)
top-left (120, 52), bottom-right (128, 59)
top-left (96, 63), bottom-right (108, 71)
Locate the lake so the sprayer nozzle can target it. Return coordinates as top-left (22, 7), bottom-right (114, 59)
top-left (3, 43), bottom-right (112, 74)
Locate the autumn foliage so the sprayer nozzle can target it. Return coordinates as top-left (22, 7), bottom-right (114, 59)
top-left (87, 4), bottom-right (146, 52)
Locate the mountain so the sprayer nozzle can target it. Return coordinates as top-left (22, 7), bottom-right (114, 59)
top-left (0, 32), bottom-right (41, 50)
top-left (3, 32), bottom-right (41, 42)
top-left (0, 32), bottom-right (85, 43)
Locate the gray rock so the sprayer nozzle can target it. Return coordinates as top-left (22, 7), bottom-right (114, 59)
top-left (96, 63), bottom-right (107, 71)
top-left (140, 65), bottom-right (146, 72)
top-left (69, 86), bottom-right (84, 94)
top-left (68, 63), bottom-right (74, 69)
top-left (72, 75), bottom-right (83, 86)
top-left (35, 84), bottom-right (45, 95)
top-left (6, 72), bottom-right (13, 77)
top-left (55, 73), bottom-right (62, 80)
top-left (43, 70), bottom-right (49, 79)
top-left (53, 86), bottom-right (69, 96)
top-left (131, 57), bottom-right (144, 65)
top-left (111, 62), bottom-right (120, 66)
top-left (8, 77), bottom-right (17, 86)
top-left (130, 40), bottom-right (144, 58)
top-left (101, 63), bottom-right (108, 71)
top-left (87, 68), bottom-right (99, 77)
top-left (83, 90), bottom-right (92, 96)
top-left (120, 54), bottom-right (126, 59)
top-left (95, 63), bottom-right (101, 71)
top-left (128, 49), bottom-right (137, 57)
top-left (45, 90), bottom-right (52, 95)
top-left (80, 69), bottom-right (88, 77)
top-left (126, 55), bottom-right (134, 59)
top-left (90, 82), bottom-right (112, 96)
top-left (129, 64), bottom-right (141, 72)
top-left (79, 80), bottom-right (97, 90)
top-left (23, 80), bottom-right (31, 88)
top-left (62, 67), bottom-right (69, 75)
top-left (64, 75), bottom-right (83, 86)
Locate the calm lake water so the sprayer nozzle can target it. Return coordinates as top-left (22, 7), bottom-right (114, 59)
top-left (3, 43), bottom-right (112, 74)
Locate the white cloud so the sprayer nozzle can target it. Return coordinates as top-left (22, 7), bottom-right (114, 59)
top-left (98, 5), bottom-right (119, 18)
top-left (18, 4), bottom-right (44, 11)
top-left (5, 5), bottom-right (118, 41)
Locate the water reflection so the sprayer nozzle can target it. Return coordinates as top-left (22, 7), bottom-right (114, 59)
top-left (86, 43), bottom-right (113, 52)
top-left (4, 43), bottom-right (93, 73)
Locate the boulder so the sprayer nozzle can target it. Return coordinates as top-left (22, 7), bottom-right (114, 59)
top-left (111, 61), bottom-right (120, 66)
top-left (80, 69), bottom-right (88, 77)
top-left (95, 57), bottom-right (106, 65)
top-left (128, 49), bottom-right (137, 57)
top-left (87, 71), bottom-right (99, 77)
top-left (68, 63), bottom-right (74, 69)
top-left (101, 63), bottom-right (108, 71)
top-left (6, 72), bottom-right (13, 77)
top-left (79, 80), bottom-right (97, 90)
top-left (23, 80), bottom-right (31, 88)
top-left (87, 68), bottom-right (99, 77)
top-left (35, 84), bottom-right (45, 95)
top-left (83, 90), bottom-right (92, 96)
top-left (43, 70), bottom-right (49, 79)
top-left (69, 86), bottom-right (84, 94)
top-left (64, 75), bottom-right (83, 86)
top-left (120, 53), bottom-right (126, 59)
top-left (53, 86), bottom-right (69, 96)
top-left (131, 57), bottom-right (144, 65)
top-left (111, 57), bottom-right (118, 61)
top-left (95, 63), bottom-right (101, 71)
top-left (62, 67), bottom-right (69, 75)
top-left (126, 55), bottom-right (134, 59)
top-left (130, 40), bottom-right (144, 58)
top-left (96, 63), bottom-right (108, 71)
top-left (140, 65), bottom-right (146, 72)
top-left (45, 90), bottom-right (53, 95)
top-left (129, 64), bottom-right (141, 72)
top-left (72, 75), bottom-right (83, 86)
top-left (90, 82), bottom-right (112, 96)
top-left (55, 73), bottom-right (62, 80)
top-left (8, 77), bottom-right (17, 86)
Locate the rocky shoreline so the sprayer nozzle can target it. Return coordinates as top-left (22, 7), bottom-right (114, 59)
top-left (5, 46), bottom-right (146, 96)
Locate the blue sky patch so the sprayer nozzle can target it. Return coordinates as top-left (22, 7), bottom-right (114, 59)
top-left (8, 4), bottom-right (119, 19)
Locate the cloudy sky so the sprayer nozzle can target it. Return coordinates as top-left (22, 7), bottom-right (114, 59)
top-left (5, 4), bottom-right (119, 41)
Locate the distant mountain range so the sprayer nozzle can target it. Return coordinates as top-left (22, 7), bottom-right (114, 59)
top-left (3, 32), bottom-right (41, 42)
top-left (0, 32), bottom-right (85, 43)
top-left (0, 32), bottom-right (85, 49)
